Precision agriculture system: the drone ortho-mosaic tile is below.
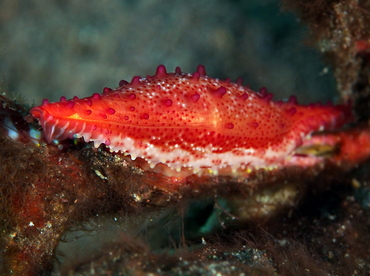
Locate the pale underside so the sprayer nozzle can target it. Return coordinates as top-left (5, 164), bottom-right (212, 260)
top-left (78, 127), bottom-right (319, 177)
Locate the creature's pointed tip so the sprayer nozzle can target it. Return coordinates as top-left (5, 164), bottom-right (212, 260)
top-left (130, 76), bottom-right (141, 85)
top-left (196, 65), bottom-right (206, 76)
top-left (155, 65), bottom-right (168, 78)
top-left (175, 66), bottom-right (182, 74)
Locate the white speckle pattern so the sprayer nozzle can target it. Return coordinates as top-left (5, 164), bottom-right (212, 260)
top-left (30, 65), bottom-right (351, 176)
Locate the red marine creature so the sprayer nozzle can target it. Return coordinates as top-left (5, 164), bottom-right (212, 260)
top-left (2, 66), bottom-right (370, 276)
top-left (30, 65), bottom-right (355, 178)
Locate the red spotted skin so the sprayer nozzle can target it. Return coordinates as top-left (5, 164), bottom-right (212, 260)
top-left (30, 65), bottom-right (351, 175)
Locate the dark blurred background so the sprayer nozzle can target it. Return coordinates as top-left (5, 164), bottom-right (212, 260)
top-left (0, 0), bottom-right (337, 105)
